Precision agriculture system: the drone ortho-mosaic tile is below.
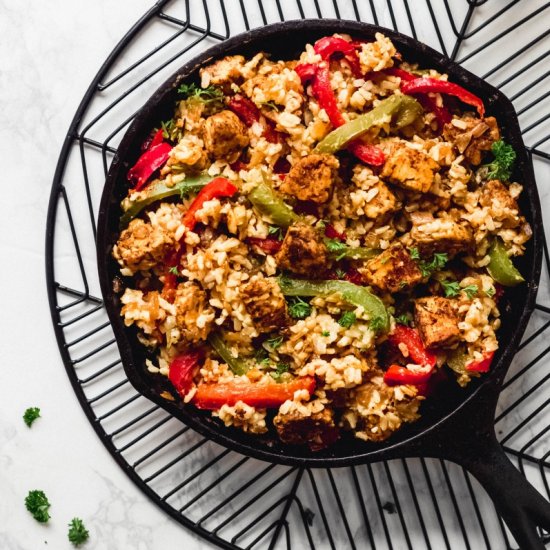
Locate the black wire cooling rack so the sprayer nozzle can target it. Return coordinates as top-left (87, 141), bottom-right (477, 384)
top-left (46, 1), bottom-right (550, 548)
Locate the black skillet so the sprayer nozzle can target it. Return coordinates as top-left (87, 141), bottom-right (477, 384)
top-left (97, 20), bottom-right (550, 548)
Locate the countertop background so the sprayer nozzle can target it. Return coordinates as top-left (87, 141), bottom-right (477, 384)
top-left (1, 1), bottom-right (549, 549)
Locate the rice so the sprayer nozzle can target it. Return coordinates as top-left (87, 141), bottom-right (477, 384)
top-left (111, 32), bottom-right (531, 451)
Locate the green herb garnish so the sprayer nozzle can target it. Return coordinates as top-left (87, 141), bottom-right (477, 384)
top-left (177, 83), bottom-right (224, 105)
top-left (483, 140), bottom-right (516, 182)
top-left (265, 335), bottom-right (284, 351)
top-left (68, 517), bottom-right (89, 546)
top-left (409, 247), bottom-right (421, 261)
top-left (258, 100), bottom-right (280, 111)
top-left (168, 266), bottom-right (180, 276)
top-left (267, 225), bottom-right (283, 240)
top-left (395, 314), bottom-right (411, 326)
top-left (271, 362), bottom-right (290, 382)
top-left (369, 316), bottom-right (386, 332)
top-left (463, 285), bottom-right (479, 299)
top-left (324, 238), bottom-right (348, 259)
top-left (485, 286), bottom-right (496, 297)
top-left (288, 297), bottom-right (312, 320)
top-left (25, 490), bottom-right (51, 523)
top-left (338, 311), bottom-right (357, 329)
top-left (413, 251), bottom-right (448, 278)
top-left (321, 330), bottom-right (330, 337)
top-left (441, 280), bottom-right (461, 298)
top-left (23, 407), bottom-right (41, 428)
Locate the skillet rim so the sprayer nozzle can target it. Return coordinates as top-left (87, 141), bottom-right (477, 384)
top-left (97, 18), bottom-right (543, 467)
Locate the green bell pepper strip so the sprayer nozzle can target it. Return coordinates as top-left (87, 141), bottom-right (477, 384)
top-left (120, 173), bottom-right (213, 227)
top-left (314, 95), bottom-right (423, 155)
top-left (487, 238), bottom-right (525, 287)
top-left (247, 176), bottom-right (299, 228)
top-left (207, 332), bottom-right (249, 376)
top-left (277, 278), bottom-right (389, 333)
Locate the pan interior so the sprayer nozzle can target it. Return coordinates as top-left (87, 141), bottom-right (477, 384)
top-left (98, 20), bottom-right (541, 467)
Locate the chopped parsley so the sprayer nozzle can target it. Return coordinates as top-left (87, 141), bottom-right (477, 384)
top-left (258, 100), bottom-right (280, 111)
top-left (270, 362), bottom-right (290, 382)
top-left (324, 238), bottom-right (348, 259)
top-left (463, 285), bottom-right (479, 299)
top-left (321, 330), bottom-right (330, 337)
top-left (265, 335), bottom-right (283, 351)
top-left (68, 517), bottom-right (89, 546)
top-left (369, 316), bottom-right (386, 332)
top-left (267, 225), bottom-right (283, 240)
top-left (168, 265), bottom-right (180, 276)
top-left (23, 407), bottom-right (41, 428)
top-left (413, 251), bottom-right (448, 278)
top-left (25, 490), bottom-right (51, 523)
top-left (335, 268), bottom-right (346, 279)
top-left (483, 140), bottom-right (516, 182)
top-left (160, 119), bottom-right (182, 142)
top-left (288, 296), bottom-right (312, 320)
top-left (395, 314), bottom-right (411, 326)
top-left (338, 311), bottom-right (357, 329)
top-left (177, 83), bottom-right (224, 105)
top-left (485, 286), bottom-right (496, 297)
top-left (441, 280), bottom-right (461, 298)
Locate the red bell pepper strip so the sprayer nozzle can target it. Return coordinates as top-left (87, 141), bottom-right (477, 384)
top-left (365, 68), bottom-right (451, 128)
top-left (228, 95), bottom-right (281, 144)
top-left (169, 350), bottom-right (203, 397)
top-left (193, 376), bottom-right (316, 410)
top-left (311, 64), bottom-right (346, 127)
top-left (228, 95), bottom-right (260, 126)
top-left (314, 36), bottom-right (362, 77)
top-left (347, 141), bottom-right (386, 166)
top-left (324, 224), bottom-right (347, 241)
top-left (387, 325), bottom-right (437, 368)
top-left (128, 141), bottom-right (173, 191)
top-left (141, 128), bottom-right (165, 152)
top-left (182, 177), bottom-right (238, 230)
top-left (384, 364), bottom-right (434, 386)
top-left (295, 62), bottom-right (385, 166)
top-left (466, 351), bottom-right (494, 373)
top-left (401, 77), bottom-right (485, 117)
top-left (247, 237), bottom-right (282, 254)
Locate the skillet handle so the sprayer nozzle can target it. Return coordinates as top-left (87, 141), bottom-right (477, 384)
top-left (456, 432), bottom-right (550, 549)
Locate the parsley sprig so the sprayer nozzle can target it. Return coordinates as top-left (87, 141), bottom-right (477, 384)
top-left (410, 248), bottom-right (448, 278)
top-left (68, 517), bottom-right (90, 546)
top-left (23, 407), bottom-right (41, 428)
top-left (177, 83), bottom-right (224, 108)
top-left (338, 311), bottom-right (357, 329)
top-left (270, 362), bottom-right (290, 382)
top-left (25, 490), bottom-right (51, 523)
top-left (483, 140), bottom-right (516, 182)
top-left (288, 296), bottom-right (312, 320)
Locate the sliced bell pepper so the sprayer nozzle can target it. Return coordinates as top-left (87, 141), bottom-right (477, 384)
top-left (228, 94), bottom-right (281, 144)
top-left (168, 349), bottom-right (203, 397)
top-left (207, 332), bottom-right (249, 376)
top-left (247, 175), bottom-right (299, 227)
top-left (401, 77), bottom-right (485, 117)
top-left (387, 325), bottom-right (437, 368)
top-left (277, 277), bottom-right (389, 333)
top-left (314, 94), bottom-right (423, 155)
top-left (182, 177), bottom-right (238, 230)
top-left (247, 237), bottom-right (282, 255)
top-left (295, 62), bottom-right (386, 166)
top-left (128, 141), bottom-right (173, 191)
top-left (487, 238), bottom-right (525, 287)
top-left (466, 351), bottom-right (495, 373)
top-left (324, 224), bottom-right (346, 241)
top-left (141, 128), bottom-right (165, 151)
top-left (120, 173), bottom-right (213, 227)
top-left (193, 376), bottom-right (316, 410)
top-left (384, 364), bottom-right (433, 386)
top-left (313, 36), bottom-right (362, 77)
top-left (227, 94), bottom-right (260, 126)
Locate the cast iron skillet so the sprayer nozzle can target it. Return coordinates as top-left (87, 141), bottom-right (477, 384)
top-left (98, 20), bottom-right (550, 548)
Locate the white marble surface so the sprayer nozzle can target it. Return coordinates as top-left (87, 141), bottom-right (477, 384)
top-left (1, 1), bottom-right (549, 549)
top-left (0, 1), bottom-right (210, 548)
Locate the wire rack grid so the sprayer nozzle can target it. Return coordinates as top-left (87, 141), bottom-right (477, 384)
top-left (45, 1), bottom-right (550, 548)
